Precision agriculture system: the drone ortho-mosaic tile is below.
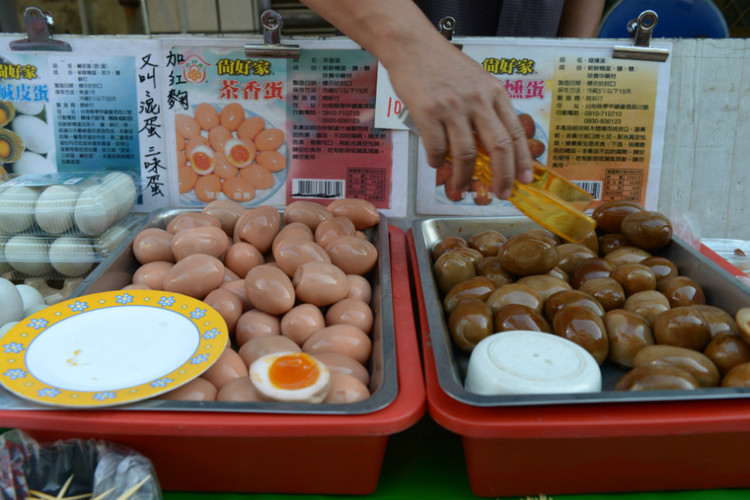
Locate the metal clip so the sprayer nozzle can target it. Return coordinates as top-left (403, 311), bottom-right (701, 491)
top-left (244, 10), bottom-right (300, 59)
top-left (10, 7), bottom-right (71, 52)
top-left (438, 16), bottom-right (463, 49)
top-left (612, 10), bottom-right (669, 62)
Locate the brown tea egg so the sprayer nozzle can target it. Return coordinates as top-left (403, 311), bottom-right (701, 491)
top-left (219, 102), bottom-right (245, 131)
top-left (202, 348), bottom-right (248, 389)
top-left (515, 275), bottom-right (572, 303)
top-left (623, 290), bottom-right (671, 325)
top-left (498, 233), bottom-right (558, 276)
top-left (324, 372), bottom-right (370, 404)
top-left (325, 236), bottom-right (378, 276)
top-left (604, 246), bottom-right (652, 266)
top-left (346, 274), bottom-right (372, 303)
top-left (443, 276), bottom-right (497, 315)
top-left (544, 289), bottom-right (605, 323)
top-left (293, 261), bottom-right (349, 307)
top-left (449, 297), bottom-right (494, 352)
top-left (640, 256), bottom-right (679, 285)
top-left (222, 177), bottom-right (256, 203)
top-left (194, 174), bottom-right (223, 202)
top-left (132, 261), bottom-right (174, 290)
top-left (658, 276), bottom-right (706, 307)
top-left (578, 229), bottom-right (599, 255)
top-left (703, 332), bottom-right (750, 376)
top-left (633, 344), bottom-right (719, 387)
top-left (284, 200), bottom-right (332, 230)
top-left (175, 113), bottom-right (201, 139)
top-left (194, 102), bottom-right (220, 130)
top-left (238, 335), bottom-right (300, 367)
top-left (237, 115), bottom-right (265, 141)
top-left (737, 307), bottom-right (750, 345)
top-left (485, 282), bottom-right (543, 315)
top-left (431, 236), bottom-right (468, 261)
top-left (610, 262), bottom-right (657, 296)
top-left (603, 308), bottom-right (654, 368)
top-left (166, 212), bottom-right (222, 234)
top-left (569, 257), bottom-right (615, 289)
top-left (224, 241), bottom-right (264, 278)
top-left (163, 254), bottom-right (225, 299)
top-left (592, 200), bottom-right (645, 233)
top-left (493, 303), bottom-right (551, 334)
top-left (171, 225), bottom-right (229, 261)
top-left (722, 362), bottom-right (750, 387)
top-left (256, 150), bottom-right (287, 172)
top-left (159, 377), bottom-right (217, 401)
top-left (314, 352), bottom-right (369, 386)
top-left (255, 128), bottom-right (285, 151)
top-left (468, 229), bottom-right (507, 257)
top-left (202, 199), bottom-right (246, 237)
top-left (315, 216), bottom-right (357, 248)
top-left (219, 279), bottom-right (252, 311)
top-left (523, 228), bottom-right (561, 246)
top-left (302, 324), bottom-right (372, 364)
top-left (653, 306), bottom-right (711, 351)
top-left (245, 263), bottom-right (295, 315)
top-left (133, 228), bottom-right (175, 264)
top-left (203, 288), bottom-right (243, 334)
top-left (555, 243), bottom-right (596, 275)
top-left (620, 211), bottom-right (673, 250)
top-left (451, 247), bottom-right (484, 270)
top-left (250, 351), bottom-right (331, 403)
top-left (325, 298), bottom-right (373, 334)
top-left (693, 304), bottom-right (739, 337)
top-left (597, 232), bottom-right (628, 257)
top-left (273, 238), bottom-right (331, 277)
top-left (234, 205), bottom-right (281, 253)
top-left (552, 304), bottom-right (609, 364)
top-left (280, 303), bottom-right (326, 346)
top-left (578, 277), bottom-right (625, 311)
top-left (615, 365), bottom-right (699, 391)
top-left (476, 257), bottom-right (513, 287)
top-left (546, 266), bottom-right (569, 282)
top-left (216, 376), bottom-right (264, 402)
top-left (235, 309), bottom-right (281, 345)
top-left (208, 124), bottom-right (232, 151)
top-left (239, 164), bottom-right (274, 189)
top-left (326, 198), bottom-right (380, 230)
top-left (433, 251), bottom-right (476, 295)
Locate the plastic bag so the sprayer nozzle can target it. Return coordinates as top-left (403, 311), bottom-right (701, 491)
top-left (0, 429), bottom-right (162, 500)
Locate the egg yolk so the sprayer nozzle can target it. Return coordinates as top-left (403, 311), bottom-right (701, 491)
top-left (190, 149), bottom-right (215, 174)
top-left (268, 353), bottom-right (321, 390)
top-left (0, 138), bottom-right (10, 158)
top-left (226, 141), bottom-right (254, 167)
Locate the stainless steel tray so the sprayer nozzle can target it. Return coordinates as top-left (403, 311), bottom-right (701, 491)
top-left (412, 216), bottom-right (750, 407)
top-left (0, 208), bottom-right (398, 415)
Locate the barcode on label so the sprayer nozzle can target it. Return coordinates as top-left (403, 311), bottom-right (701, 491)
top-left (292, 178), bottom-right (345, 199)
top-left (573, 180), bottom-right (602, 200)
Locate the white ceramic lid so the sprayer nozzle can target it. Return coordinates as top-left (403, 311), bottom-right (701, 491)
top-left (464, 330), bottom-right (602, 395)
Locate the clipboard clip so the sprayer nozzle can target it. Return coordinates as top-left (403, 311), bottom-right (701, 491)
top-left (612, 10), bottom-right (669, 62)
top-left (244, 10), bottom-right (300, 59)
top-left (10, 7), bottom-right (72, 52)
top-left (439, 16), bottom-right (463, 49)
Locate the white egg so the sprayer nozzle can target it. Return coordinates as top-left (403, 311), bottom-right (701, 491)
top-left (249, 351), bottom-right (331, 403)
top-left (15, 283), bottom-right (46, 312)
top-left (0, 186), bottom-right (40, 234)
top-left (74, 184), bottom-right (117, 235)
top-left (11, 100), bottom-right (45, 116)
top-left (48, 236), bottom-right (95, 277)
top-left (11, 114), bottom-right (54, 154)
top-left (4, 235), bottom-right (52, 276)
top-left (0, 278), bottom-right (24, 326)
top-left (11, 151), bottom-right (57, 175)
top-left (35, 184), bottom-right (79, 234)
top-left (0, 321), bottom-right (19, 335)
top-left (101, 171), bottom-right (138, 220)
top-left (0, 239), bottom-right (12, 275)
top-left (95, 224), bottom-right (131, 256)
top-left (23, 303), bottom-right (49, 316)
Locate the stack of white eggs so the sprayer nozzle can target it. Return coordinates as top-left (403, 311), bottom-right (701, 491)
top-left (0, 277), bottom-right (49, 335)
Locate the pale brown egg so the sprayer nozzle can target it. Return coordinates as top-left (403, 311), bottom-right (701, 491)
top-left (218, 279), bottom-right (253, 311)
top-left (202, 347), bottom-right (248, 389)
top-left (194, 103), bottom-right (220, 130)
top-left (293, 261), bottom-right (349, 307)
top-left (219, 102), bottom-right (245, 131)
top-left (346, 274), bottom-right (372, 303)
top-left (202, 199), bottom-right (246, 237)
top-left (315, 216), bottom-right (357, 248)
top-left (314, 352), bottom-right (369, 386)
top-left (175, 113), bottom-right (201, 139)
top-left (281, 303), bottom-right (326, 345)
top-left (224, 241), bottom-right (264, 278)
top-left (203, 288), bottom-right (243, 334)
top-left (324, 372), bottom-right (370, 404)
top-left (325, 298), bottom-right (373, 334)
top-left (159, 377), bottom-right (217, 401)
top-left (162, 253), bottom-right (225, 299)
top-left (325, 236), bottom-right (378, 275)
top-left (171, 225), bottom-right (229, 261)
top-left (178, 166), bottom-right (197, 194)
top-left (238, 334), bottom-right (300, 367)
top-left (272, 222), bottom-right (314, 253)
top-left (233, 205), bottom-right (281, 253)
top-left (326, 198), bottom-right (380, 230)
top-left (216, 376), bottom-right (264, 402)
top-left (245, 263), bottom-right (296, 315)
top-left (239, 164), bottom-right (274, 189)
top-left (235, 309), bottom-right (281, 345)
top-left (132, 261), bottom-right (174, 290)
top-left (176, 131), bottom-right (186, 152)
top-left (284, 200), bottom-right (332, 231)
top-left (302, 324), bottom-right (372, 364)
top-left (256, 150), bottom-right (286, 172)
top-left (193, 174), bottom-right (223, 203)
top-left (223, 268), bottom-right (240, 282)
top-left (273, 237), bottom-right (331, 277)
top-left (236, 115), bottom-right (265, 141)
top-left (212, 150), bottom-right (239, 179)
top-left (254, 128), bottom-right (285, 151)
top-left (185, 134), bottom-right (210, 155)
top-left (222, 176), bottom-right (256, 203)
top-left (132, 228), bottom-right (174, 264)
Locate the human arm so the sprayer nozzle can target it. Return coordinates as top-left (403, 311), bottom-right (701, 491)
top-left (557, 0), bottom-right (607, 38)
top-left (298, 0), bottom-right (534, 199)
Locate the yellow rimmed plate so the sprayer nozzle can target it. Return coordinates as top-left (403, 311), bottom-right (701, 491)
top-left (0, 290), bottom-right (228, 408)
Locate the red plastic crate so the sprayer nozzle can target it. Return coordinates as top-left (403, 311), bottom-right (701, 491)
top-left (0, 226), bottom-right (425, 495)
top-left (407, 229), bottom-right (750, 498)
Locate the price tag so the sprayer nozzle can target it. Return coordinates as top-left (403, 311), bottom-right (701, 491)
top-left (374, 62), bottom-right (409, 130)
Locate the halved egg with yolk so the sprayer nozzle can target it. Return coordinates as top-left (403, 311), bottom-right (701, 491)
top-left (249, 351), bottom-right (331, 403)
top-left (224, 138), bottom-right (256, 168)
top-left (189, 144), bottom-right (216, 175)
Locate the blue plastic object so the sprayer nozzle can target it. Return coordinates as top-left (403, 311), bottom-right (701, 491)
top-left (598, 0), bottom-right (730, 38)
